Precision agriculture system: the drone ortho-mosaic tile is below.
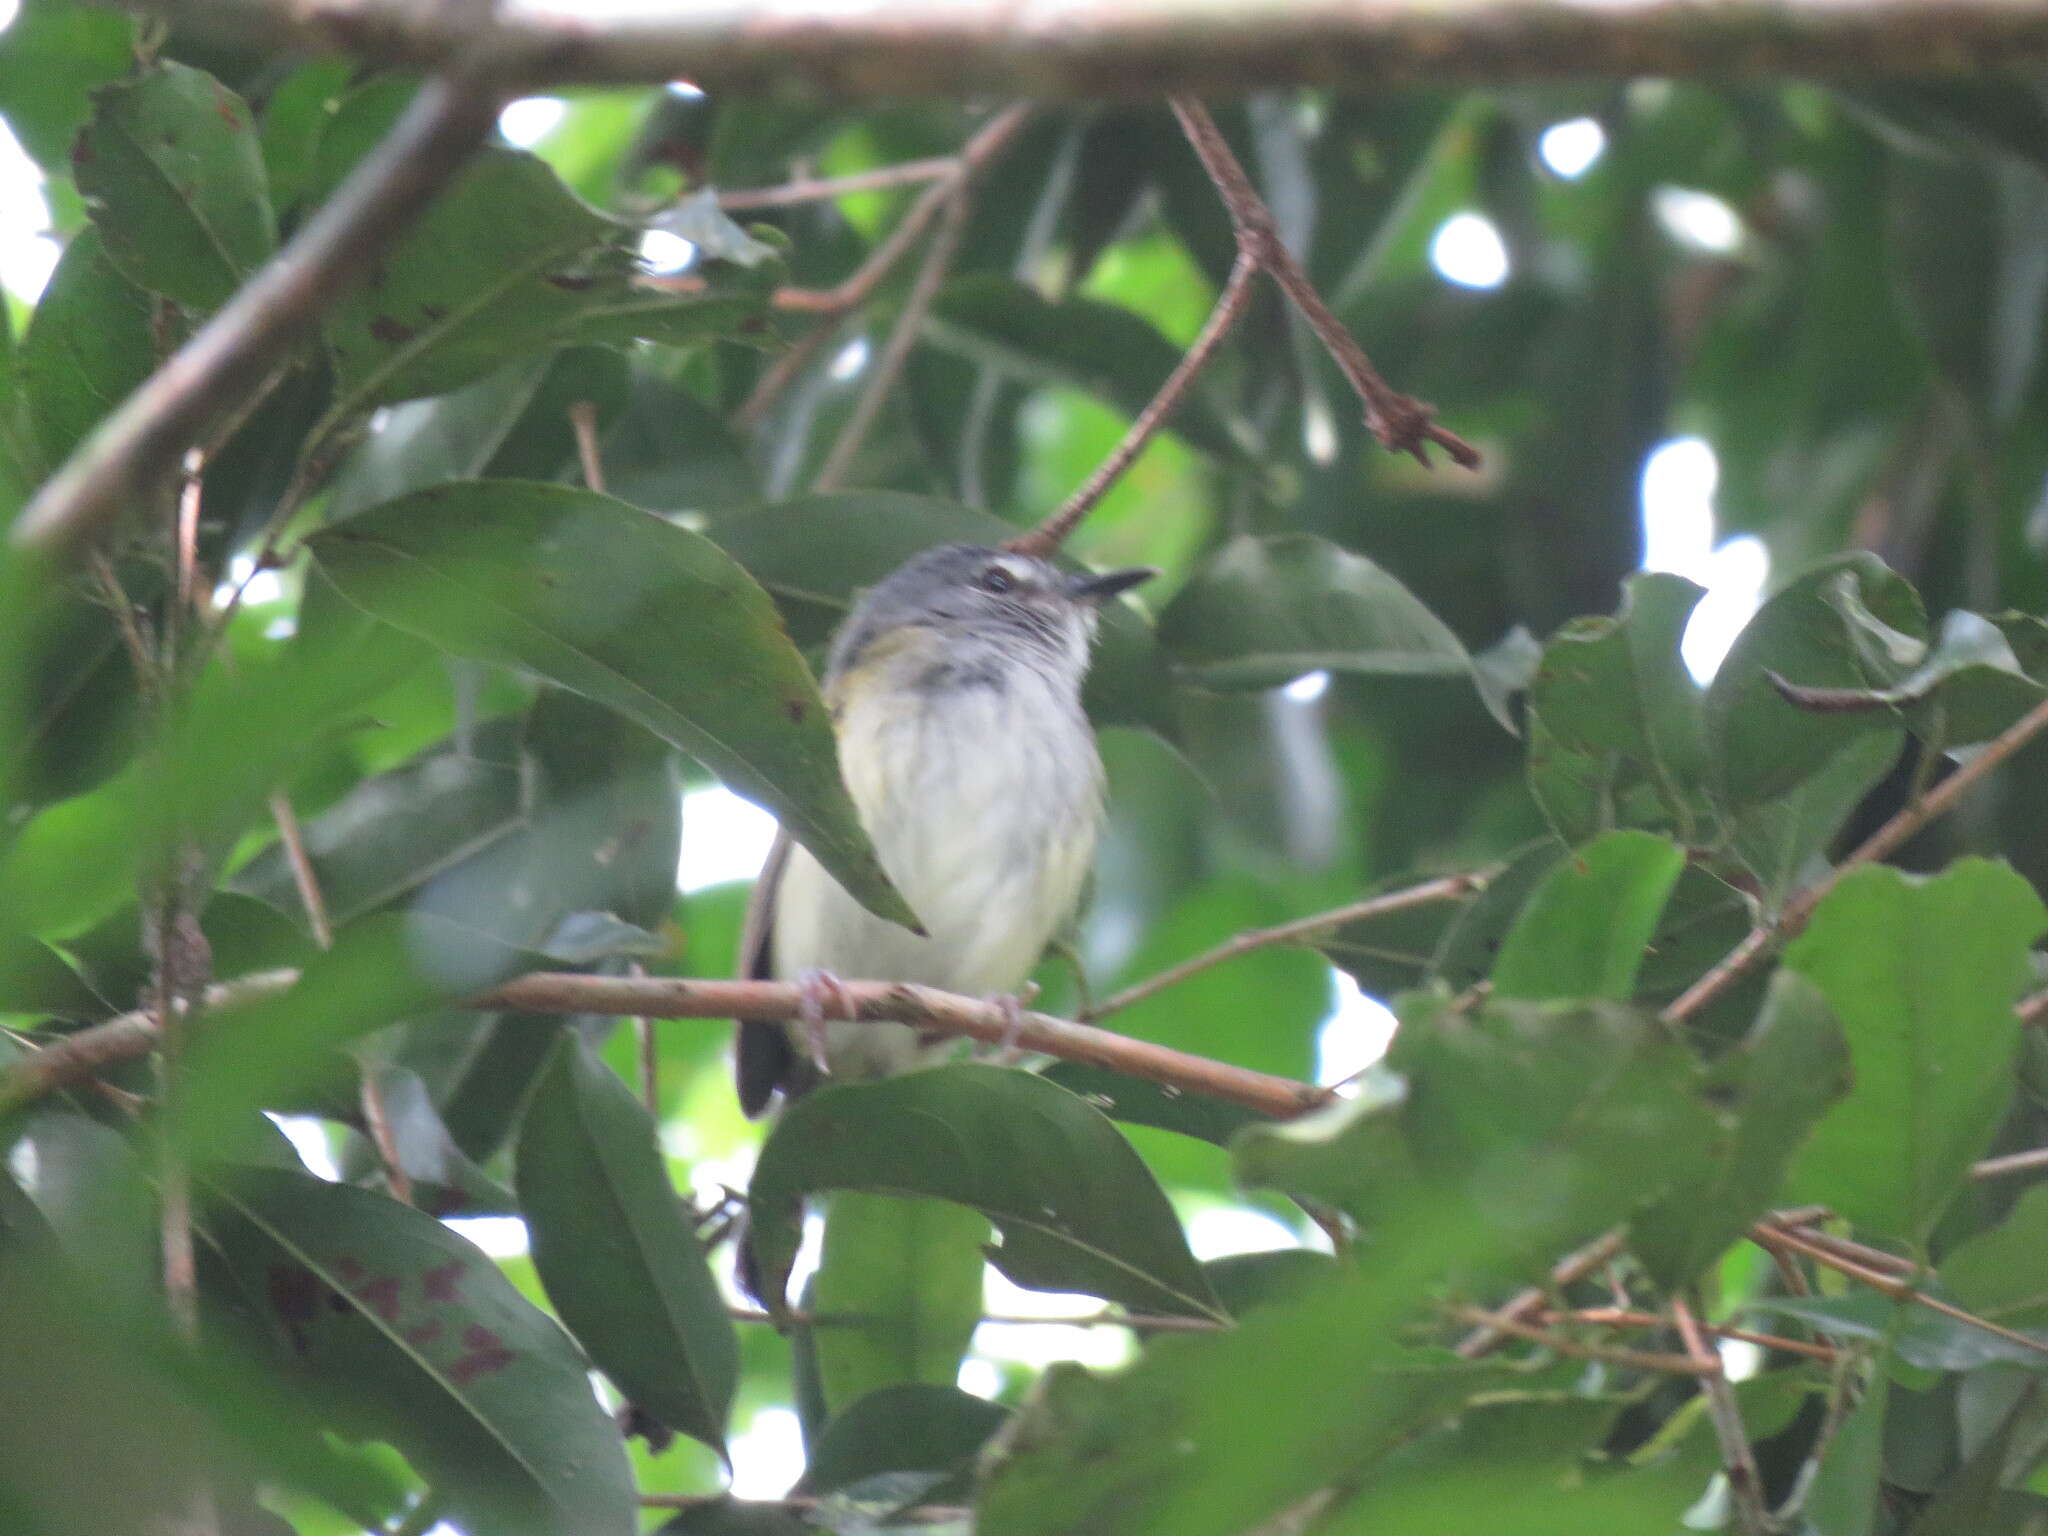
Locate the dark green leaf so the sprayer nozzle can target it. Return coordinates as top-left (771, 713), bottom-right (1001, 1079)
top-left (1427, 842), bottom-right (1562, 992)
top-left (516, 1035), bottom-right (738, 1454)
top-left (1158, 533), bottom-right (1473, 691)
top-left (1940, 1184), bottom-right (2048, 1328)
top-left (794, 1383), bottom-right (1008, 1497)
top-left (1488, 829), bottom-right (1684, 1001)
top-left (1232, 1072), bottom-right (1416, 1223)
top-left (746, 1064), bottom-right (1221, 1322)
top-left (706, 491), bottom-right (1167, 734)
top-left (74, 62), bottom-right (274, 311)
top-left (303, 481), bottom-right (912, 929)
top-left (1785, 860), bottom-right (2048, 1241)
top-left (1705, 555), bottom-right (1920, 807)
top-left (1201, 1249), bottom-right (1341, 1319)
top-left (0, 0), bottom-right (133, 168)
top-left (1524, 573), bottom-right (1712, 844)
top-left (1036, 1061), bottom-right (1264, 1146)
top-left (16, 227), bottom-right (154, 473)
top-left (206, 1168), bottom-right (637, 1536)
top-left (809, 1193), bottom-right (988, 1418)
top-left (1632, 970), bottom-right (1849, 1289)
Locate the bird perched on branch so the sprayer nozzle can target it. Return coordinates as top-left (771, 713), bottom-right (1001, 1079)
top-left (734, 541), bottom-right (1154, 1116)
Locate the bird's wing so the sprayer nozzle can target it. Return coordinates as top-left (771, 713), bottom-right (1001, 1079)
top-left (734, 826), bottom-right (798, 1117)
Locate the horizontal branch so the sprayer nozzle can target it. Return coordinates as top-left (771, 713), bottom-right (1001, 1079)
top-left (128, 0), bottom-right (2048, 97)
top-left (0, 969), bottom-right (1329, 1121)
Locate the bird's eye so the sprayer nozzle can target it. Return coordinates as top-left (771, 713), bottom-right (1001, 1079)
top-left (978, 566), bottom-right (1016, 594)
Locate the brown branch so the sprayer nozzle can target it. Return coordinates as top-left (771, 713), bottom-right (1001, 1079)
top-left (1006, 249), bottom-right (1259, 557)
top-left (1749, 1221), bottom-right (2048, 1361)
top-left (129, 0), bottom-right (2048, 97)
top-left (568, 400), bottom-right (607, 495)
top-left (1665, 692), bottom-right (2048, 1025)
top-left (359, 1069), bottom-right (415, 1206)
top-left (1447, 1303), bottom-right (1712, 1377)
top-left (0, 969), bottom-right (1329, 1122)
top-left (10, 70), bottom-right (506, 565)
top-left (729, 1304), bottom-right (1222, 1332)
top-left (1974, 1144), bottom-right (2048, 1181)
top-left (1170, 98), bottom-right (1480, 470)
top-left (1675, 1295), bottom-right (1770, 1536)
top-left (718, 157), bottom-right (959, 211)
top-left (1453, 1228), bottom-right (1624, 1359)
top-left (1083, 871), bottom-right (1486, 1022)
top-left (813, 187), bottom-right (972, 491)
top-left (268, 791), bottom-right (333, 950)
top-left (730, 105), bottom-right (1029, 430)
top-left (2020, 986), bottom-right (2048, 1028)
top-left (1545, 1307), bottom-right (1837, 1364)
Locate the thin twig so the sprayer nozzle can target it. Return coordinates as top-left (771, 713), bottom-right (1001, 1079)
top-left (1168, 98), bottom-right (1480, 470)
top-left (1447, 1304), bottom-right (1712, 1376)
top-left (1973, 1145), bottom-right (2048, 1181)
top-left (731, 104), bottom-right (1029, 429)
top-left (718, 157), bottom-right (958, 210)
top-left (813, 187), bottom-right (972, 490)
top-left (2020, 986), bottom-right (2048, 1028)
top-left (359, 1069), bottom-right (415, 1206)
top-left (1749, 1221), bottom-right (2048, 1360)
top-left (88, 552), bottom-right (160, 707)
top-left (1666, 692), bottom-right (2048, 1024)
top-left (568, 400), bottom-right (607, 494)
top-left (12, 70), bottom-right (507, 564)
top-left (1675, 1295), bottom-right (1770, 1536)
top-left (268, 790), bottom-right (332, 950)
top-left (1084, 872), bottom-right (1485, 1022)
top-left (1453, 1228), bottom-right (1625, 1359)
top-left (1544, 1307), bottom-right (1837, 1364)
top-left (1007, 249), bottom-right (1259, 557)
top-left (728, 1304), bottom-right (1223, 1332)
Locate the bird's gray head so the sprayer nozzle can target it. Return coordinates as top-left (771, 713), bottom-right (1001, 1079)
top-left (826, 544), bottom-right (1154, 685)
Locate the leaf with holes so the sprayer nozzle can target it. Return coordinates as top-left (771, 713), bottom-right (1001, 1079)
top-left (205, 1168), bottom-right (636, 1536)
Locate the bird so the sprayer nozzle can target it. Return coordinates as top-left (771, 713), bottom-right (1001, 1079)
top-left (734, 541), bottom-right (1155, 1116)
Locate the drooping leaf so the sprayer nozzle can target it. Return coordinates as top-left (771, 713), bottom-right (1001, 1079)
top-left (206, 1168), bottom-right (637, 1536)
top-left (1158, 533), bottom-right (1473, 692)
top-left (1784, 860), bottom-right (2048, 1242)
top-left (74, 62), bottom-right (275, 311)
top-left (1488, 829), bottom-right (1685, 1002)
top-left (516, 1035), bottom-right (738, 1454)
top-left (809, 1193), bottom-right (988, 1418)
top-left (705, 490), bottom-right (1167, 733)
top-left (1632, 970), bottom-right (1849, 1289)
top-left (745, 1065), bottom-right (1221, 1323)
top-left (303, 481), bottom-right (912, 929)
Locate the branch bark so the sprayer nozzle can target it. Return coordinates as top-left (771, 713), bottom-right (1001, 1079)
top-left (125, 0), bottom-right (2048, 98)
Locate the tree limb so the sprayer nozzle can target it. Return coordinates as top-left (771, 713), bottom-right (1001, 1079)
top-left (122, 0), bottom-right (2048, 98)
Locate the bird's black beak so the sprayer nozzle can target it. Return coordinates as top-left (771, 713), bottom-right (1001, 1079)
top-left (1064, 566), bottom-right (1157, 604)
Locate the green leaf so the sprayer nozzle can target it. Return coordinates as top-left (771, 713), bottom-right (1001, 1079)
top-left (1387, 995), bottom-right (1720, 1268)
top-left (16, 226), bottom-right (154, 473)
top-left (1940, 1183), bottom-right (2048, 1328)
top-left (1488, 829), bottom-right (1685, 1002)
top-left (0, 0), bottom-right (133, 169)
top-left (746, 1065), bottom-right (1221, 1322)
top-left (705, 491), bottom-right (1167, 734)
top-left (1785, 860), bottom-right (2048, 1242)
top-left (306, 90), bottom-right (760, 415)
top-left (74, 62), bottom-right (275, 311)
top-left (1723, 728), bottom-right (1899, 914)
top-left (516, 1035), bottom-right (738, 1454)
top-left (810, 1193), bottom-right (988, 1418)
top-left (1036, 1061), bottom-right (1264, 1147)
top-left (1632, 970), bottom-right (1849, 1289)
top-left (1157, 533), bottom-right (1473, 691)
top-left (793, 1383), bottom-right (1008, 1497)
top-left (1706, 554), bottom-right (1919, 806)
top-left (1232, 1071), bottom-right (1416, 1224)
top-left (924, 275), bottom-right (1246, 462)
top-left (1200, 1250), bottom-right (1341, 1321)
top-left (1524, 573), bottom-right (1712, 844)
top-left (303, 481), bottom-right (912, 930)
top-left (206, 1168), bottom-right (637, 1536)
